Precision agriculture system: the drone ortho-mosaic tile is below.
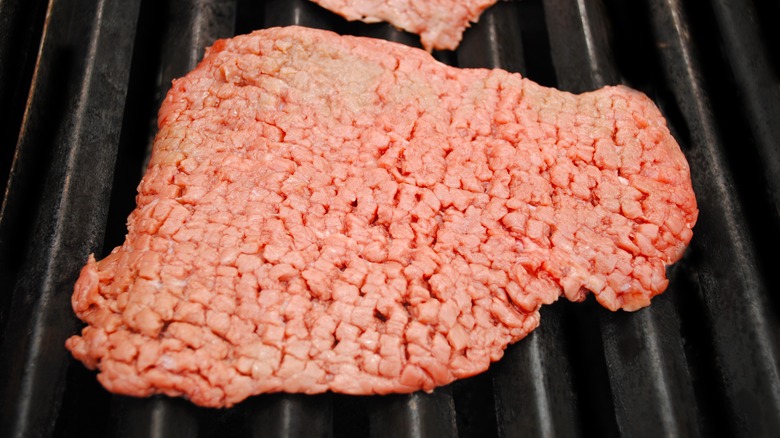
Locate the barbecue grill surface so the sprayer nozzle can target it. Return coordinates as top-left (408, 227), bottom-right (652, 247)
top-left (1, 0), bottom-right (779, 437)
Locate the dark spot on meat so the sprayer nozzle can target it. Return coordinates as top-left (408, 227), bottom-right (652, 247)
top-left (374, 309), bottom-right (388, 322)
top-left (160, 322), bottom-right (171, 336)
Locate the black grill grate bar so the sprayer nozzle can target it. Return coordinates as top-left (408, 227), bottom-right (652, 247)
top-left (243, 393), bottom-right (335, 438)
top-left (363, 22), bottom-right (459, 438)
top-left (368, 388), bottom-right (458, 438)
top-left (709, 0), bottom-right (780, 219)
top-left (355, 21), bottom-right (421, 48)
top-left (648, 0), bottom-right (780, 435)
top-left (179, 0), bottom-right (238, 76)
top-left (492, 307), bottom-right (582, 438)
top-left (0, 0), bottom-right (48, 207)
top-left (0, 0), bottom-right (48, 337)
top-left (545, 1), bottom-right (700, 436)
top-left (0, 0), bottom-right (141, 437)
top-left (108, 1), bottom-right (235, 436)
top-left (253, 3), bottom-right (341, 437)
top-left (542, 0), bottom-right (617, 92)
top-left (264, 0), bottom-right (336, 30)
top-left (457, 1), bottom-right (526, 71)
top-left (599, 297), bottom-right (700, 436)
top-left (114, 397), bottom-right (201, 438)
top-left (458, 3), bottom-right (583, 437)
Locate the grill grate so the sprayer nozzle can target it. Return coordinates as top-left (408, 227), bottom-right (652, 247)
top-left (1, 0), bottom-right (779, 436)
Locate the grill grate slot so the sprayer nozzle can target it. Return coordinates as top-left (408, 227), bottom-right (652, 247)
top-left (243, 393), bottom-right (335, 438)
top-left (460, 4), bottom-right (583, 437)
top-left (1, 0), bottom-right (779, 437)
top-left (546, 1), bottom-right (701, 436)
top-left (0, 0), bottom-right (141, 437)
top-left (0, 0), bottom-right (47, 206)
top-left (0, 0), bottom-right (48, 341)
top-left (709, 0), bottom-right (780, 220)
top-left (649, 0), bottom-right (780, 435)
top-left (368, 389), bottom-right (458, 438)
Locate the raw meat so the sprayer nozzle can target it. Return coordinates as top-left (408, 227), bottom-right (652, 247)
top-left (66, 26), bottom-right (698, 408)
top-left (310, 0), bottom-right (499, 50)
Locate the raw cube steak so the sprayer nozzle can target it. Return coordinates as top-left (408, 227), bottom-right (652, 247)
top-left (66, 26), bottom-right (698, 407)
top-left (309, 0), bottom-right (499, 50)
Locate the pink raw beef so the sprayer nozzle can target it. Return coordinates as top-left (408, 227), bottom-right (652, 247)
top-left (310, 0), bottom-right (499, 50)
top-left (66, 26), bottom-right (697, 407)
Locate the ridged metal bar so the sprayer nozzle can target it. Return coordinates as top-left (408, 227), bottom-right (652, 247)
top-left (647, 0), bottom-right (780, 435)
top-left (0, 0), bottom-right (47, 201)
top-left (709, 0), bottom-right (780, 219)
top-left (107, 1), bottom-right (236, 436)
top-left (359, 22), bottom-right (421, 48)
top-left (539, 6), bottom-right (623, 435)
top-left (244, 394), bottom-right (334, 438)
top-left (368, 388), bottom-right (458, 438)
top-left (543, 0), bottom-right (701, 435)
top-left (542, 0), bottom-right (616, 93)
top-left (492, 307), bottom-right (581, 438)
top-left (0, 0), bottom-right (141, 436)
top-left (264, 0), bottom-right (335, 29)
top-left (159, 0), bottom-right (238, 97)
top-left (455, 2), bottom-right (581, 437)
top-left (343, 22), bottom-right (463, 438)
top-left (114, 397), bottom-right (202, 438)
top-left (0, 0), bottom-right (48, 343)
top-left (599, 294), bottom-right (700, 436)
top-left (231, 2), bottom-right (343, 437)
top-left (458, 1), bottom-right (525, 71)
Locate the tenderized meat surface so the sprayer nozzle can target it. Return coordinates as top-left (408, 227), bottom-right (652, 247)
top-left (66, 26), bottom-right (698, 408)
top-left (309, 0), bottom-right (498, 50)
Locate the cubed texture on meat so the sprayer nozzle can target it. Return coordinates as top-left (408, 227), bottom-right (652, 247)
top-left (309, 0), bottom-right (499, 50)
top-left (66, 26), bottom-right (697, 407)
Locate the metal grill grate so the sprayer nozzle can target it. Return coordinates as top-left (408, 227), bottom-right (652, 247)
top-left (1, 0), bottom-right (779, 436)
